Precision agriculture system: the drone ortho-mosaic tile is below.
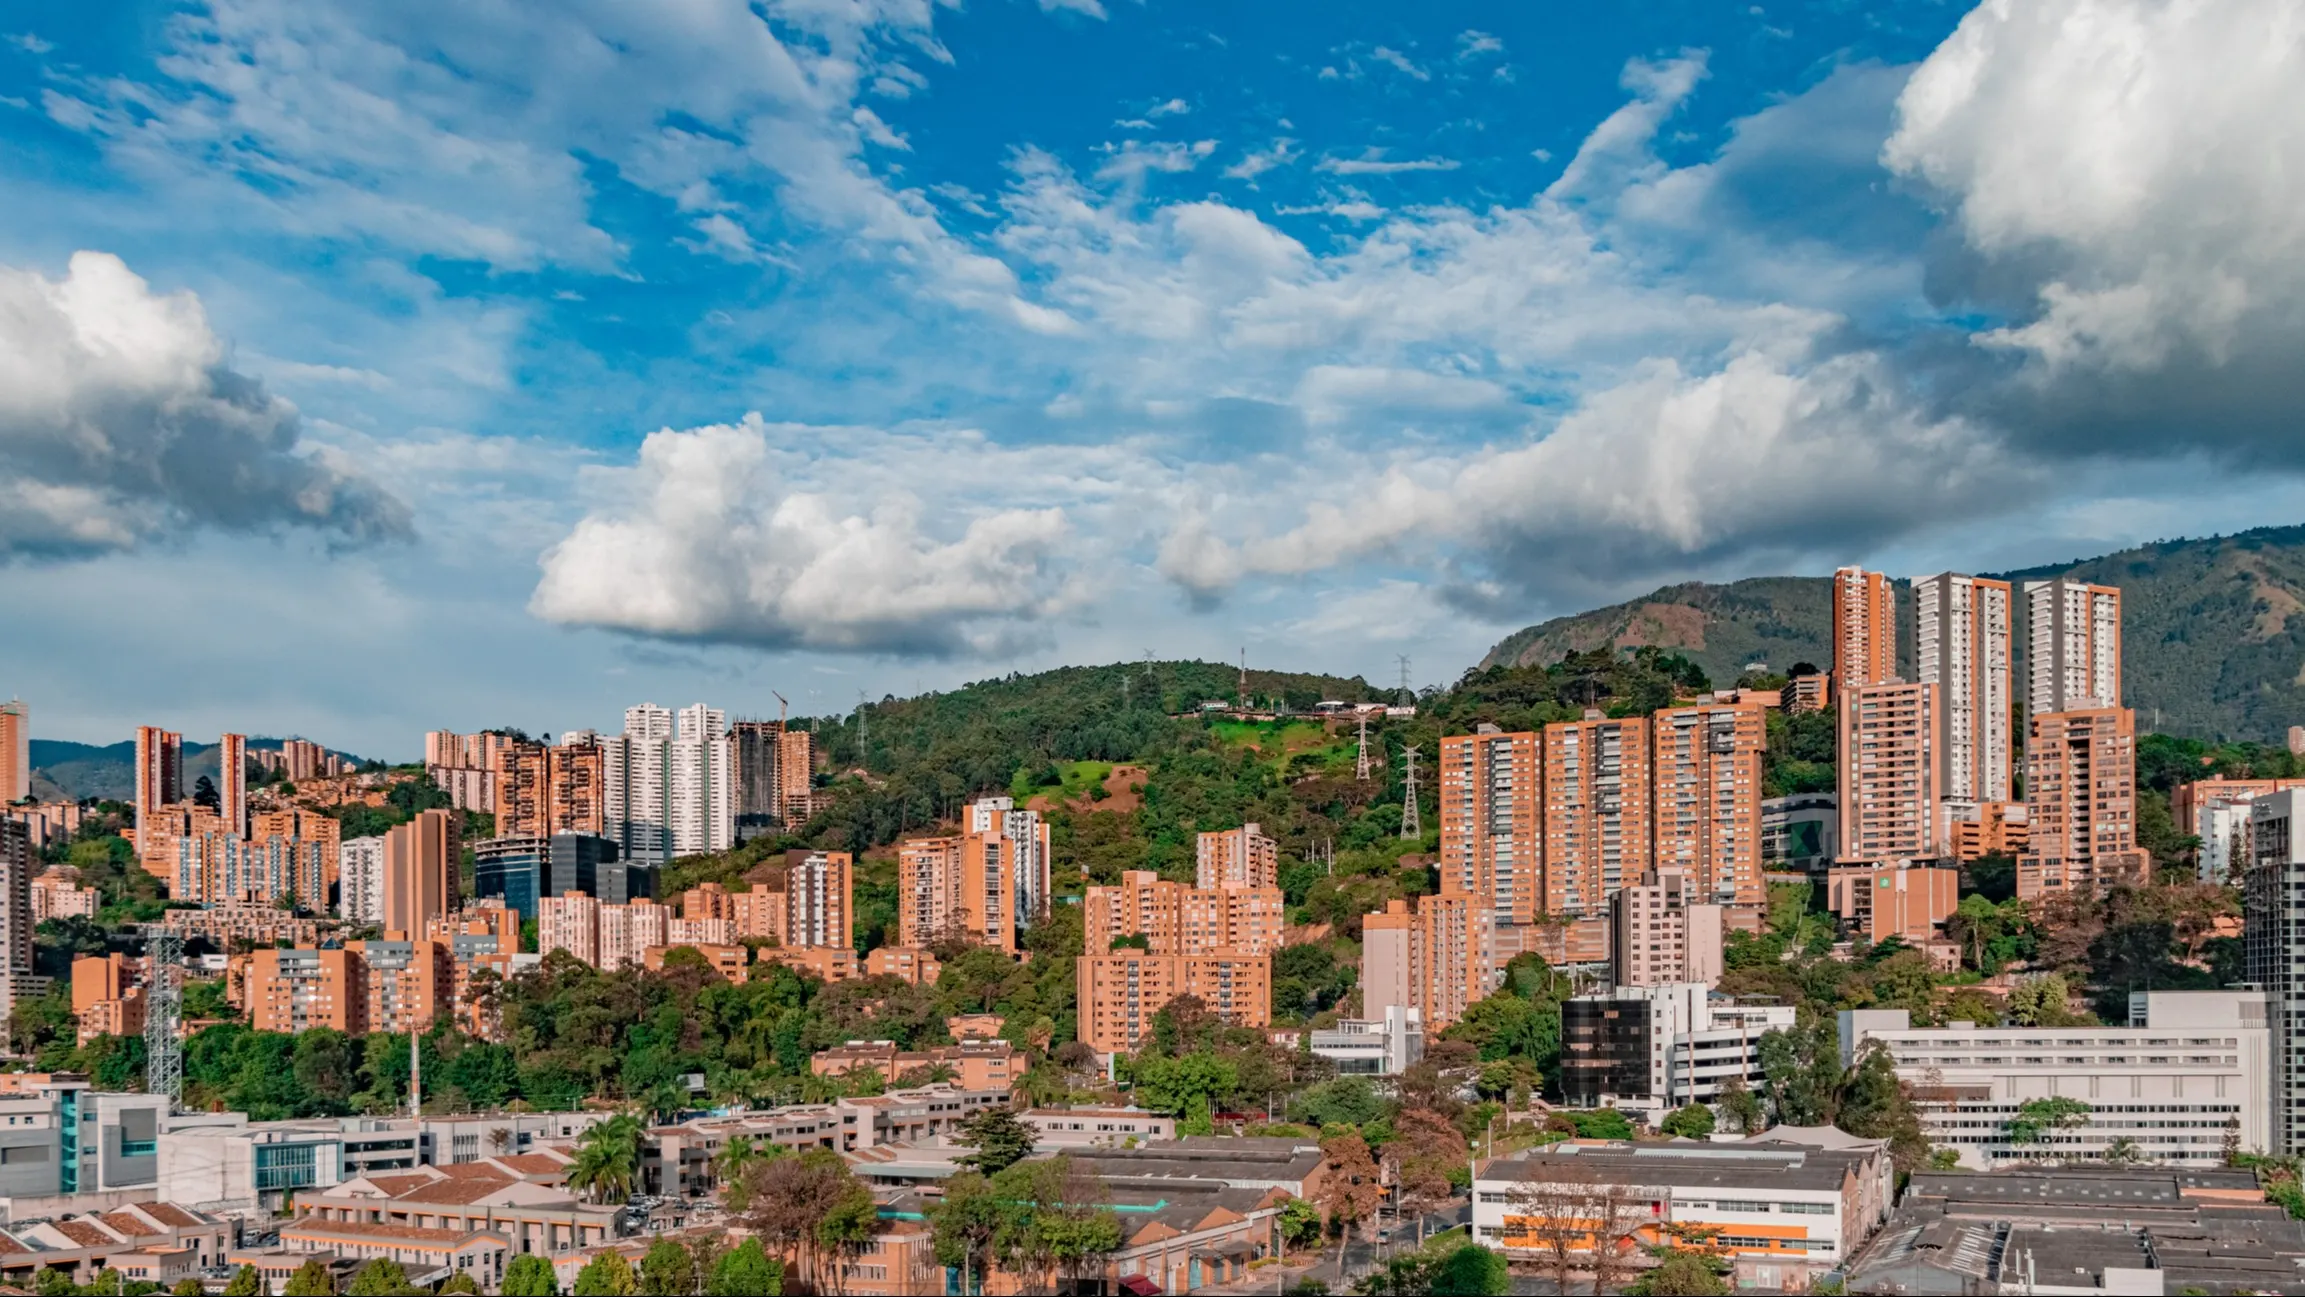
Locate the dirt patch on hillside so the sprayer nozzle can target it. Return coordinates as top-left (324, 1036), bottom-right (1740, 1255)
top-left (1614, 602), bottom-right (1708, 652)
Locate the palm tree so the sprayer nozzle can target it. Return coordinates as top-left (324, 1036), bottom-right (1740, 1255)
top-left (567, 1113), bottom-right (644, 1203)
top-left (716, 1136), bottom-right (761, 1209)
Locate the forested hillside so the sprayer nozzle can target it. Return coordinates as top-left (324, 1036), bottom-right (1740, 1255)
top-left (1479, 523), bottom-right (2305, 742)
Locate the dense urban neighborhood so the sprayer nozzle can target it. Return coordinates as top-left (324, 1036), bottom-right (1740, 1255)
top-left (8, 560), bottom-right (2305, 1295)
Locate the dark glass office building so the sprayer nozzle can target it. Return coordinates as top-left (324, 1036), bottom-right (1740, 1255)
top-left (476, 832), bottom-right (646, 918)
top-left (474, 836), bottom-right (548, 920)
top-left (1560, 996), bottom-right (1655, 1107)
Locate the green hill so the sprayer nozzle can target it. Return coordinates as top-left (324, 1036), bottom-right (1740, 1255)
top-left (1478, 523), bottom-right (2305, 742)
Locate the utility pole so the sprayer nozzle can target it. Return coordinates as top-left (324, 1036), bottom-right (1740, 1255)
top-left (1399, 745), bottom-right (1420, 839)
top-left (1356, 712), bottom-right (1372, 781)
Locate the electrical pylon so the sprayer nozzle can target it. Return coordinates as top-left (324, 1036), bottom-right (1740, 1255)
top-left (1355, 712), bottom-right (1372, 780)
top-left (144, 928), bottom-right (182, 1109)
top-left (1398, 745), bottom-right (1420, 839)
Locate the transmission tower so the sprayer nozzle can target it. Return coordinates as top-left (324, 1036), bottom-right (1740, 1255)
top-left (1238, 648), bottom-right (1249, 711)
top-left (1398, 745), bottom-right (1421, 839)
top-left (144, 928), bottom-right (183, 1109)
top-left (1396, 655), bottom-right (1414, 705)
top-left (856, 690), bottom-right (869, 741)
top-left (1355, 712), bottom-right (1372, 781)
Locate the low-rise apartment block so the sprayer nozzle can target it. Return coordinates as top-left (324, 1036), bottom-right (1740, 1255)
top-left (1827, 864), bottom-right (1959, 944)
top-left (1610, 866), bottom-right (1723, 988)
top-left (810, 1040), bottom-right (1027, 1091)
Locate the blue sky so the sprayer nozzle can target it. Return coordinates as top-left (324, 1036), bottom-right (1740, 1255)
top-left (4, 0), bottom-right (2303, 759)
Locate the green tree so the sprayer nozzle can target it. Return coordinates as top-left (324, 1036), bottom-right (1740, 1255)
top-left (817, 1176), bottom-right (881, 1295)
top-left (1623, 1248), bottom-right (1731, 1296)
top-left (639, 1238), bottom-right (698, 1296)
top-left (1660, 1104), bottom-right (1716, 1139)
top-left (283, 1260), bottom-right (339, 1297)
top-left (931, 1171), bottom-right (1006, 1296)
top-left (952, 1105), bottom-right (1037, 1176)
top-left (502, 1254), bottom-right (561, 1297)
top-left (222, 1265), bottom-right (265, 1297)
top-left (2006, 1096), bottom-right (2092, 1151)
top-left (346, 1258), bottom-right (410, 1296)
top-left (1757, 1020), bottom-right (1843, 1126)
top-left (707, 1238), bottom-right (782, 1296)
top-left (1714, 1075), bottom-right (1766, 1135)
top-left (568, 1113), bottom-right (643, 1203)
top-left (34, 1269), bottom-right (73, 1297)
top-left (574, 1252), bottom-right (639, 1297)
top-left (173, 1280), bottom-right (209, 1297)
top-left (1275, 1197), bottom-right (1323, 1258)
top-left (1837, 1042), bottom-right (1929, 1171)
top-left (438, 1275), bottom-right (482, 1296)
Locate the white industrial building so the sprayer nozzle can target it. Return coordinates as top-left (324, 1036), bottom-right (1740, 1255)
top-left (1839, 988), bottom-right (2269, 1168)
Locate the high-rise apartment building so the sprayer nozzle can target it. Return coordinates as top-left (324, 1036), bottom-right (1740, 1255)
top-left (966, 798), bottom-right (1050, 952)
top-left (1360, 894), bottom-right (1494, 1031)
top-left (1832, 566), bottom-right (1897, 690)
top-left (0, 821), bottom-right (33, 1018)
top-left (249, 947), bottom-right (369, 1034)
top-left (252, 809), bottom-right (339, 898)
top-left (348, 940), bottom-right (455, 1033)
top-left (539, 892), bottom-right (600, 967)
top-left (134, 726), bottom-right (182, 852)
top-left (2026, 578), bottom-right (2123, 715)
top-left (1650, 702), bottom-right (1766, 908)
top-left (2019, 707), bottom-right (2149, 897)
top-left (1915, 573), bottom-right (2013, 805)
top-left (339, 837), bottom-right (386, 925)
top-left (1075, 951), bottom-right (1272, 1054)
top-left (1082, 871), bottom-right (1283, 957)
top-left (1542, 713), bottom-right (1653, 927)
top-left (1439, 727), bottom-right (1541, 929)
top-left (1195, 823), bottom-right (1279, 890)
top-left (493, 740), bottom-right (606, 840)
top-left (1836, 681), bottom-right (1942, 863)
top-left (897, 836), bottom-right (967, 948)
top-left (780, 851), bottom-right (852, 950)
top-left (217, 732), bottom-right (247, 833)
top-left (383, 810), bottom-right (458, 938)
top-left (0, 700), bottom-right (28, 805)
top-left (1610, 867), bottom-right (1723, 989)
top-left (2249, 788), bottom-right (2305, 1154)
top-left (600, 703), bottom-right (732, 865)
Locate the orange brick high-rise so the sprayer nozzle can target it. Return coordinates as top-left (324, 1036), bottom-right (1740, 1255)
top-left (1540, 712), bottom-right (1652, 962)
top-left (1649, 701), bottom-right (1765, 908)
top-left (1836, 680), bottom-right (1941, 864)
top-left (1440, 727), bottom-right (1541, 930)
top-left (2020, 707), bottom-right (2149, 897)
top-left (1077, 869), bottom-right (1279, 1054)
top-left (1832, 566), bottom-right (1897, 691)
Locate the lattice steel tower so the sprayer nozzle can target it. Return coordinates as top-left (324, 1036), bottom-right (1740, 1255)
top-left (144, 928), bottom-right (182, 1108)
top-left (1398, 745), bottom-right (1421, 839)
top-left (1355, 712), bottom-right (1372, 781)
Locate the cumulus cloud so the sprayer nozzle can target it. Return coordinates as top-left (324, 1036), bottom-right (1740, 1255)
top-left (1161, 321), bottom-right (2028, 605)
top-left (530, 416), bottom-right (1074, 655)
top-left (0, 251), bottom-right (409, 560)
top-left (1885, 0), bottom-right (2305, 455)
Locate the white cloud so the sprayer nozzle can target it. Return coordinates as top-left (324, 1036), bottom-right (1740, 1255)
top-left (531, 416), bottom-right (1078, 655)
top-left (1039, 0), bottom-right (1109, 17)
top-left (1316, 151), bottom-right (1460, 175)
top-left (1545, 53), bottom-right (1708, 202)
top-left (1096, 139), bottom-right (1219, 183)
top-left (0, 251), bottom-right (409, 559)
top-left (8, 32), bottom-right (53, 54)
top-left (1457, 31), bottom-right (1504, 60)
top-left (1161, 322), bottom-right (2027, 603)
top-left (1886, 0), bottom-right (2305, 395)
top-left (1370, 47), bottom-right (1430, 81)
top-left (1147, 98), bottom-right (1191, 118)
top-left (1223, 138), bottom-right (1299, 181)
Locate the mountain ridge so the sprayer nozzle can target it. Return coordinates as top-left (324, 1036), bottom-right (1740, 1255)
top-left (1478, 523), bottom-right (2305, 742)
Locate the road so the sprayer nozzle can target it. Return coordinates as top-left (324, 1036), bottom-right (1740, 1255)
top-left (1207, 1202), bottom-right (1472, 1294)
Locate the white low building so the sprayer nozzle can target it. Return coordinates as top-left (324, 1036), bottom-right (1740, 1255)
top-left (1308, 1006), bottom-right (1424, 1075)
top-left (1839, 988), bottom-right (2270, 1168)
top-left (1562, 983), bottom-right (1796, 1118)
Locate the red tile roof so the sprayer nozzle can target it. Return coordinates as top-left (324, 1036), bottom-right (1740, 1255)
top-left (52, 1220), bottom-right (117, 1247)
top-left (134, 1203), bottom-right (203, 1229)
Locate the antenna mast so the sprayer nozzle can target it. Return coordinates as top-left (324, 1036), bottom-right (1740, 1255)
top-left (1238, 648), bottom-right (1248, 711)
top-left (1399, 745), bottom-right (1421, 840)
top-left (144, 928), bottom-right (182, 1109)
top-left (1396, 655), bottom-right (1413, 705)
top-left (1356, 712), bottom-right (1372, 781)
